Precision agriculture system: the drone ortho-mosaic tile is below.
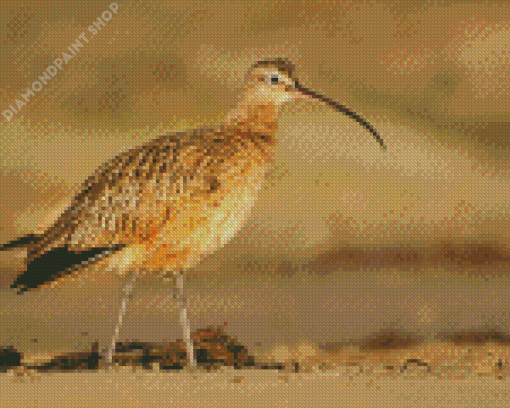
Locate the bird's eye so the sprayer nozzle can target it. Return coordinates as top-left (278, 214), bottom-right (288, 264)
top-left (266, 74), bottom-right (280, 85)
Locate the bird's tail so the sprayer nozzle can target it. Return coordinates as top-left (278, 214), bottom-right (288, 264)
top-left (0, 234), bottom-right (44, 251)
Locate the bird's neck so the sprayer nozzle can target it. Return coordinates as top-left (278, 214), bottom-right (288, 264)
top-left (221, 102), bottom-right (280, 145)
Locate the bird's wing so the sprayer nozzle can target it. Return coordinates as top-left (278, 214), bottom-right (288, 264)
top-left (30, 129), bottom-right (220, 259)
top-left (10, 129), bottom-right (224, 293)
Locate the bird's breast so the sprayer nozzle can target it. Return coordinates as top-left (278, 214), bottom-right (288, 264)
top-left (107, 160), bottom-right (268, 275)
top-left (163, 161), bottom-right (268, 258)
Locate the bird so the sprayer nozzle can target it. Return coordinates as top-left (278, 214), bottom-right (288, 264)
top-left (1, 58), bottom-right (386, 369)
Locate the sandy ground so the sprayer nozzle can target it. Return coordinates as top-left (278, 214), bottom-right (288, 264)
top-left (2, 366), bottom-right (510, 408)
top-left (2, 338), bottom-right (510, 408)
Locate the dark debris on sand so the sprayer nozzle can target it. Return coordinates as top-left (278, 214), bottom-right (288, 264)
top-left (0, 346), bottom-right (22, 372)
top-left (5, 326), bottom-right (259, 373)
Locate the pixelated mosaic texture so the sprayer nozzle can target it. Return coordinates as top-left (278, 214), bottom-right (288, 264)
top-left (1, 1), bottom-right (510, 405)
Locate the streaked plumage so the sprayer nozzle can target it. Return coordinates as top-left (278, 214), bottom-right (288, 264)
top-left (2, 58), bottom-right (385, 368)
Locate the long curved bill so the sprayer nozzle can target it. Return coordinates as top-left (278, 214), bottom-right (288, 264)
top-left (294, 82), bottom-right (386, 150)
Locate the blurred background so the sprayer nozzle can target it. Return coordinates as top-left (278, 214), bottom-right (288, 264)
top-left (1, 0), bottom-right (510, 359)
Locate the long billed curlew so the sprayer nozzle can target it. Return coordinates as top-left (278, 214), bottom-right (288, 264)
top-left (1, 58), bottom-right (386, 369)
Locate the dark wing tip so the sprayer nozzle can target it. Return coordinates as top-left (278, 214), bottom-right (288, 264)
top-left (10, 245), bottom-right (124, 294)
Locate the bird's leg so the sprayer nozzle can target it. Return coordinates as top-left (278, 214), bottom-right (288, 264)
top-left (103, 270), bottom-right (139, 366)
top-left (174, 273), bottom-right (196, 368)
